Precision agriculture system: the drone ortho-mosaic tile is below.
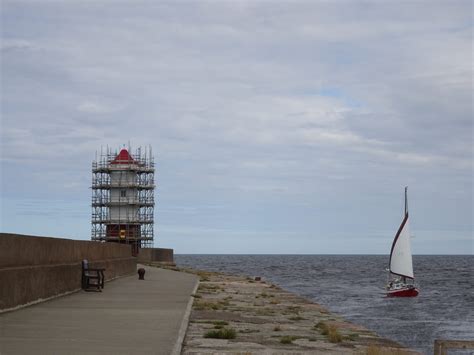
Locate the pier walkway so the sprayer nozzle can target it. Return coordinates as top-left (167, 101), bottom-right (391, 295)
top-left (0, 265), bottom-right (198, 355)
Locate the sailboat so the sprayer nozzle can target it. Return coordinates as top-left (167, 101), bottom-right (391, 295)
top-left (386, 187), bottom-right (419, 297)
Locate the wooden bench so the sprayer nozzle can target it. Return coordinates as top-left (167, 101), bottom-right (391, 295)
top-left (81, 259), bottom-right (105, 292)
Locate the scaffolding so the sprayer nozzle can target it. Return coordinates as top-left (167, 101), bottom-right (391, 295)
top-left (91, 145), bottom-right (155, 252)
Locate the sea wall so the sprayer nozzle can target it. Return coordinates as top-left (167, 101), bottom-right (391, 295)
top-left (0, 233), bottom-right (137, 312)
top-left (137, 247), bottom-right (174, 264)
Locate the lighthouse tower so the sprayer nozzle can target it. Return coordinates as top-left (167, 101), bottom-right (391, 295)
top-left (91, 146), bottom-right (155, 254)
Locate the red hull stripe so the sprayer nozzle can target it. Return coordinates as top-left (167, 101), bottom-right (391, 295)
top-left (387, 288), bottom-right (419, 297)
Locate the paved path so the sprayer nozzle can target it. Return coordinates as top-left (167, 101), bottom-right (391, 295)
top-left (0, 265), bottom-right (198, 355)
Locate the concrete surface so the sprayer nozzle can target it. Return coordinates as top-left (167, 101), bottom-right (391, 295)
top-left (137, 247), bottom-right (174, 264)
top-left (0, 233), bottom-right (133, 267)
top-left (0, 233), bottom-right (136, 311)
top-left (0, 265), bottom-right (198, 355)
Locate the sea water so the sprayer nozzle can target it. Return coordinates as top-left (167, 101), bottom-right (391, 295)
top-left (175, 255), bottom-right (473, 354)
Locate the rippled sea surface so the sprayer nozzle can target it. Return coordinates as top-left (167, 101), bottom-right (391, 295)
top-left (175, 255), bottom-right (473, 354)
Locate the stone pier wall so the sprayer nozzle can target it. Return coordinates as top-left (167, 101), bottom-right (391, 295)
top-left (0, 233), bottom-right (137, 312)
top-left (137, 247), bottom-right (174, 264)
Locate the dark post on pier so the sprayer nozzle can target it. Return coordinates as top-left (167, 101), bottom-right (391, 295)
top-left (433, 339), bottom-right (474, 355)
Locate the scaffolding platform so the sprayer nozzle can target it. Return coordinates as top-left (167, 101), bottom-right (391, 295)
top-left (91, 145), bottom-right (155, 251)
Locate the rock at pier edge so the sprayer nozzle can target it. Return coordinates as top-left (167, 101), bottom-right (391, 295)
top-left (158, 265), bottom-right (420, 355)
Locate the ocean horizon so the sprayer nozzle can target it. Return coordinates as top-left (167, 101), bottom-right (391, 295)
top-left (176, 253), bottom-right (472, 256)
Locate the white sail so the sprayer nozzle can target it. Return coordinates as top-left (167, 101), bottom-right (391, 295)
top-left (389, 214), bottom-right (414, 279)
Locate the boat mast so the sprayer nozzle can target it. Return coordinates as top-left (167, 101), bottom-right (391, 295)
top-left (403, 186), bottom-right (411, 284)
top-left (406, 186), bottom-right (413, 284)
top-left (405, 186), bottom-right (408, 216)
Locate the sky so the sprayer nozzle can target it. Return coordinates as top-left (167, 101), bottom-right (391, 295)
top-left (1, 1), bottom-right (472, 254)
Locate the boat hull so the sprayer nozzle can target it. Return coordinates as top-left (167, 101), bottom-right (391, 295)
top-left (386, 287), bottom-right (419, 297)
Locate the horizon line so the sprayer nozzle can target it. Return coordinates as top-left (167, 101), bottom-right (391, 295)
top-left (174, 253), bottom-right (473, 256)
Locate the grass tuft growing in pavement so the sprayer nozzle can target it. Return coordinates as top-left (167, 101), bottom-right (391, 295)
top-left (314, 321), bottom-right (342, 342)
top-left (345, 333), bottom-right (359, 341)
top-left (280, 335), bottom-right (299, 344)
top-left (314, 321), bottom-right (329, 334)
top-left (204, 328), bottom-right (236, 339)
top-left (194, 301), bottom-right (221, 310)
top-left (327, 325), bottom-right (343, 343)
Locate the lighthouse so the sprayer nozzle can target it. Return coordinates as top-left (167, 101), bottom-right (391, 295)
top-left (91, 146), bottom-right (155, 254)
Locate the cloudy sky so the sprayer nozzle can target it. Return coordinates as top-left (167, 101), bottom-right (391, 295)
top-left (1, 1), bottom-right (472, 254)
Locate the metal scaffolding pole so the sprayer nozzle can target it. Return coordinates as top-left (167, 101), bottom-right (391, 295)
top-left (91, 145), bottom-right (155, 251)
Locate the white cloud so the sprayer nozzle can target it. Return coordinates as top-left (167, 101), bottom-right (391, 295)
top-left (77, 100), bottom-right (122, 114)
top-left (1, 1), bottom-right (472, 252)
top-left (1, 39), bottom-right (36, 52)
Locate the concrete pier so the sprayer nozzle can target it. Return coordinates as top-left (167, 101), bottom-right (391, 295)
top-left (0, 265), bottom-right (198, 355)
top-left (180, 268), bottom-right (418, 354)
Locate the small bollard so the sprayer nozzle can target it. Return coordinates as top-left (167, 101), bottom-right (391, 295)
top-left (138, 268), bottom-right (146, 280)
